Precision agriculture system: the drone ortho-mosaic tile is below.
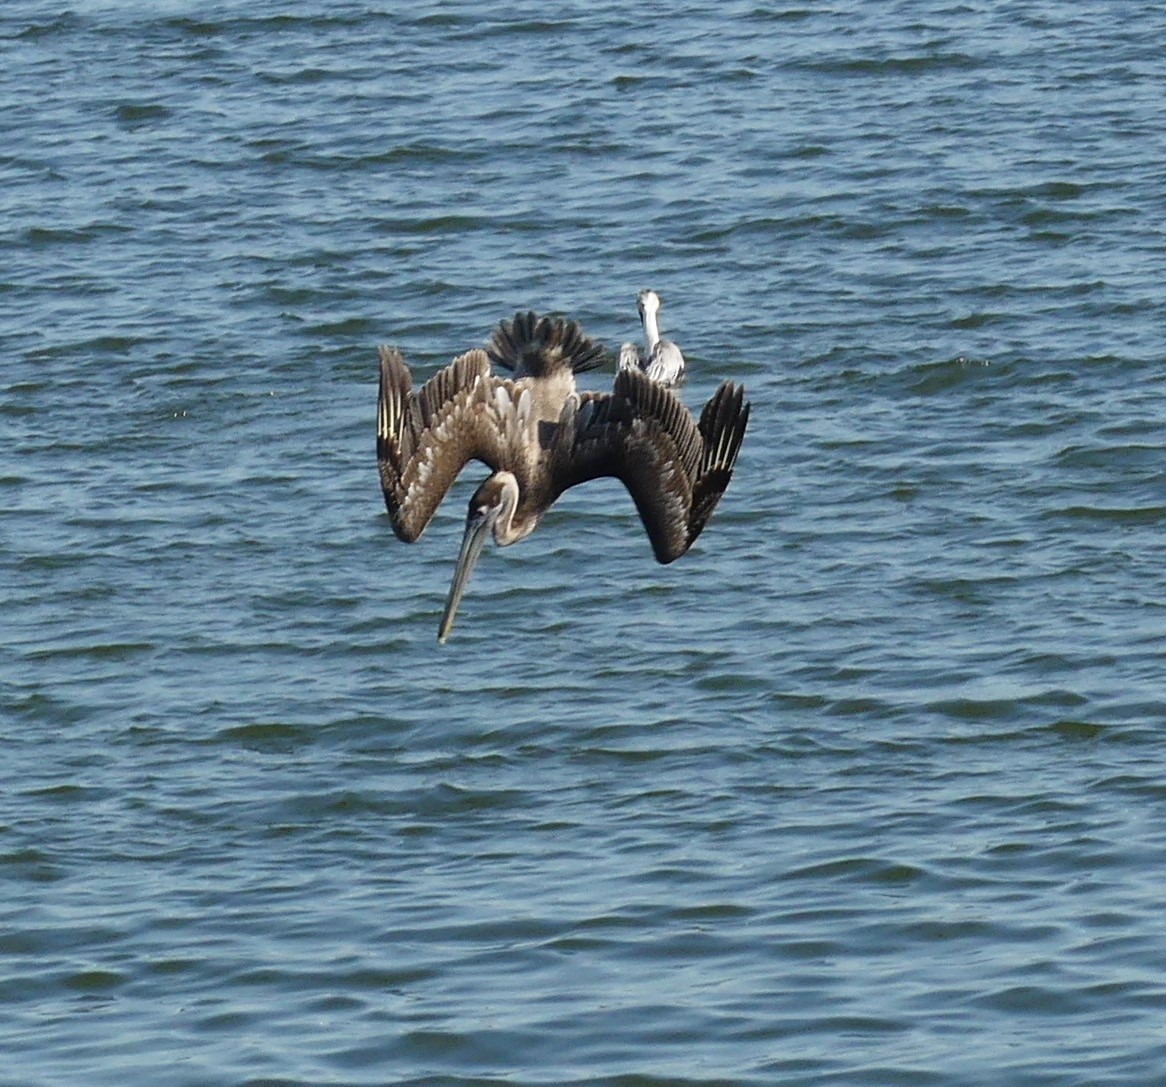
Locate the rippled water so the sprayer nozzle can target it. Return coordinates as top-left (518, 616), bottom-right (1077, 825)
top-left (4, 3), bottom-right (1166, 1084)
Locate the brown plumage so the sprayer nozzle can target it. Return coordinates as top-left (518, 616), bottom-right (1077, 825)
top-left (376, 311), bottom-right (751, 640)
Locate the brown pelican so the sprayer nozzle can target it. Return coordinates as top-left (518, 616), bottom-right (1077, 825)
top-left (617, 289), bottom-right (686, 386)
top-left (377, 311), bottom-right (750, 642)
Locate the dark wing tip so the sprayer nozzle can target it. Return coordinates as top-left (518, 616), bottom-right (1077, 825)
top-left (684, 380), bottom-right (750, 551)
top-left (699, 380), bottom-right (750, 474)
top-left (376, 344), bottom-right (415, 534)
top-left (378, 343), bottom-right (407, 383)
top-left (377, 344), bottom-right (411, 441)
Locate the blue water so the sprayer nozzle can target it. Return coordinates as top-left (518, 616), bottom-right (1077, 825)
top-left (4, 3), bottom-right (1166, 1085)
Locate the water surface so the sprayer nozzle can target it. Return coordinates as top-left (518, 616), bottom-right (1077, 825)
top-left (3, 3), bottom-right (1166, 1084)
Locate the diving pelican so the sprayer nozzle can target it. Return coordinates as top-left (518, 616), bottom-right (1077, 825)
top-left (617, 289), bottom-right (686, 386)
top-left (377, 311), bottom-right (750, 641)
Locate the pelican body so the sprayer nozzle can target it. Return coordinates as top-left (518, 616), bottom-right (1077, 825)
top-left (617, 289), bottom-right (686, 386)
top-left (377, 311), bottom-right (749, 641)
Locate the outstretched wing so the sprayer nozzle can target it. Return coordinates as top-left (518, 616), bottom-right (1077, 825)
top-left (552, 368), bottom-right (750, 563)
top-left (377, 346), bottom-right (511, 542)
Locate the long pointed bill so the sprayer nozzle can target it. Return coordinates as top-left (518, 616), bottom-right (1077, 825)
top-left (437, 513), bottom-right (492, 644)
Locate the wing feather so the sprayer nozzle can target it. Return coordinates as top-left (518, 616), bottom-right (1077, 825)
top-left (553, 369), bottom-right (750, 563)
top-left (377, 346), bottom-right (510, 542)
top-left (689, 380), bottom-right (750, 545)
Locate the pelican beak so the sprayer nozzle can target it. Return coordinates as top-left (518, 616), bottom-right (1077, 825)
top-left (437, 509), bottom-right (493, 643)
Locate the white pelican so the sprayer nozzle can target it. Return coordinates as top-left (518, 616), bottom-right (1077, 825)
top-left (617, 289), bottom-right (686, 386)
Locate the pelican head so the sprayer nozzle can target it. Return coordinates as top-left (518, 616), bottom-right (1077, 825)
top-left (438, 471), bottom-right (520, 643)
top-left (637, 289), bottom-right (661, 319)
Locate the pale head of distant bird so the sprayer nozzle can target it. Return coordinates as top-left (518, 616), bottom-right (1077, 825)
top-left (637, 289), bottom-right (661, 320)
top-left (437, 471), bottom-right (523, 644)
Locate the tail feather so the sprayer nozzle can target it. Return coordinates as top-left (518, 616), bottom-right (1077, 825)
top-left (488, 311), bottom-right (608, 377)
